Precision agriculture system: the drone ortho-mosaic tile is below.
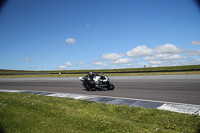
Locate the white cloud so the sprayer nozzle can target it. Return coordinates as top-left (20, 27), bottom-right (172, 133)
top-left (127, 45), bottom-right (153, 58)
top-left (151, 65), bottom-right (159, 67)
top-left (167, 54), bottom-right (183, 60)
top-left (66, 62), bottom-right (73, 66)
top-left (93, 62), bottom-right (107, 66)
top-left (111, 58), bottom-right (133, 64)
top-left (156, 54), bottom-right (183, 60)
top-left (160, 60), bottom-right (183, 67)
top-left (183, 58), bottom-right (200, 65)
top-left (56, 65), bottom-right (67, 70)
top-left (137, 62), bottom-right (149, 67)
top-left (149, 61), bottom-right (162, 65)
top-left (23, 58), bottom-right (30, 61)
top-left (103, 53), bottom-right (123, 61)
top-left (186, 50), bottom-right (200, 56)
top-left (191, 41), bottom-right (200, 45)
top-left (155, 44), bottom-right (182, 54)
top-left (86, 24), bottom-right (91, 27)
top-left (143, 56), bottom-right (156, 61)
top-left (66, 38), bottom-right (75, 44)
top-left (155, 54), bottom-right (169, 59)
top-left (78, 62), bottom-right (84, 65)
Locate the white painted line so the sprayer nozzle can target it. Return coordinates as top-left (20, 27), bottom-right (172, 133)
top-left (157, 103), bottom-right (200, 115)
top-left (0, 89), bottom-right (23, 93)
top-left (47, 93), bottom-right (74, 98)
top-left (47, 93), bottom-right (96, 100)
top-left (74, 96), bottom-right (95, 100)
top-left (196, 110), bottom-right (200, 116)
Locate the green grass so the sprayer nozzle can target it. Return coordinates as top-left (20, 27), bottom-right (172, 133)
top-left (1, 65), bottom-right (200, 73)
top-left (0, 71), bottom-right (200, 78)
top-left (0, 92), bottom-right (200, 132)
top-left (0, 65), bottom-right (200, 78)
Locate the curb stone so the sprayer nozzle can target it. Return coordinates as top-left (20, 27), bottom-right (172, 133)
top-left (0, 89), bottom-right (200, 115)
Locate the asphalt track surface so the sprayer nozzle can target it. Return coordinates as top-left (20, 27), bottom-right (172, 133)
top-left (0, 75), bottom-right (200, 105)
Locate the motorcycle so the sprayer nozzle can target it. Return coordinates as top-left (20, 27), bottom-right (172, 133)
top-left (79, 73), bottom-right (115, 91)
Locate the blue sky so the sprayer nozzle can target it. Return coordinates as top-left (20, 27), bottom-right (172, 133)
top-left (0, 0), bottom-right (200, 70)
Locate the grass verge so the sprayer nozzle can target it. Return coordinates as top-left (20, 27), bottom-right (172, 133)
top-left (1, 65), bottom-right (200, 73)
top-left (0, 71), bottom-right (200, 78)
top-left (0, 92), bottom-right (200, 132)
top-left (1, 65), bottom-right (200, 78)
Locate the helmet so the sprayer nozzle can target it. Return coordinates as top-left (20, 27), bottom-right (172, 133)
top-left (88, 71), bottom-right (94, 77)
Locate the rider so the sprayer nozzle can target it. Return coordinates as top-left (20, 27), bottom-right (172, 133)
top-left (85, 71), bottom-right (95, 89)
top-left (88, 71), bottom-right (94, 80)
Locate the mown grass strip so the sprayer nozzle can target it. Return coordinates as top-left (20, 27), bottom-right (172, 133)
top-left (0, 92), bottom-right (200, 132)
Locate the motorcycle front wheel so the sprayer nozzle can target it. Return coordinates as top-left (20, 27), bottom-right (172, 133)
top-left (107, 83), bottom-right (115, 90)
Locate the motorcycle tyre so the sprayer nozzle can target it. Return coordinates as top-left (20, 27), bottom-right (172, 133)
top-left (91, 88), bottom-right (96, 91)
top-left (86, 88), bottom-right (91, 91)
top-left (85, 85), bottom-right (91, 91)
top-left (86, 86), bottom-right (96, 91)
top-left (107, 83), bottom-right (115, 90)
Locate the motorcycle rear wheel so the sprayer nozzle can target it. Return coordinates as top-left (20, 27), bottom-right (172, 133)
top-left (86, 86), bottom-right (96, 91)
